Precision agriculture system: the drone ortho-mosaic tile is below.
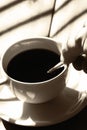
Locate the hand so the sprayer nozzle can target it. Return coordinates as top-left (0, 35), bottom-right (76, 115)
top-left (61, 23), bottom-right (87, 72)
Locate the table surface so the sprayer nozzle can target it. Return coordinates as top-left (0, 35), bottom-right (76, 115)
top-left (0, 0), bottom-right (87, 129)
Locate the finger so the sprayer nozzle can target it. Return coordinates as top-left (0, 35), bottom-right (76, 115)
top-left (82, 23), bottom-right (87, 54)
top-left (83, 21), bottom-right (87, 27)
top-left (61, 38), bottom-right (76, 64)
top-left (61, 37), bottom-right (82, 65)
top-left (83, 38), bottom-right (87, 54)
top-left (72, 55), bottom-right (84, 71)
top-left (82, 54), bottom-right (87, 73)
top-left (75, 25), bottom-right (87, 47)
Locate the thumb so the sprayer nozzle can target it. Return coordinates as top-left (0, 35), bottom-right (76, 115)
top-left (60, 37), bottom-right (80, 65)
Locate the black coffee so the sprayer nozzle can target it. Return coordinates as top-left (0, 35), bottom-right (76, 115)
top-left (7, 49), bottom-right (64, 82)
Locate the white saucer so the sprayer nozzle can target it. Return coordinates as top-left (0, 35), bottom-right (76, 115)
top-left (0, 64), bottom-right (87, 127)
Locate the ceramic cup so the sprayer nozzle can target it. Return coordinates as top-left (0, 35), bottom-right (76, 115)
top-left (0, 37), bottom-right (67, 104)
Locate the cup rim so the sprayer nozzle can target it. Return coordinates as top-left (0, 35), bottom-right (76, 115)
top-left (1, 37), bottom-right (67, 85)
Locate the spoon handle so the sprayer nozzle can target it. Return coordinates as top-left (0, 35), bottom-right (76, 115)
top-left (47, 61), bottom-right (64, 74)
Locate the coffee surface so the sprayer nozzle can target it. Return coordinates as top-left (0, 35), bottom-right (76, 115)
top-left (7, 49), bottom-right (64, 82)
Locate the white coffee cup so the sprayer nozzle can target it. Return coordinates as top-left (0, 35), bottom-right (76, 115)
top-left (0, 37), bottom-right (67, 104)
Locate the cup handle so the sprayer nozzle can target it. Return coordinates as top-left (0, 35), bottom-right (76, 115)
top-left (0, 60), bottom-right (18, 101)
top-left (0, 76), bottom-right (8, 85)
top-left (0, 60), bottom-right (8, 85)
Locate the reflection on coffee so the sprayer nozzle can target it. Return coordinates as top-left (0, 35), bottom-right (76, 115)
top-left (7, 49), bottom-right (64, 82)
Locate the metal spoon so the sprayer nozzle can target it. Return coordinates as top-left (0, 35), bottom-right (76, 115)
top-left (47, 61), bottom-right (64, 74)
